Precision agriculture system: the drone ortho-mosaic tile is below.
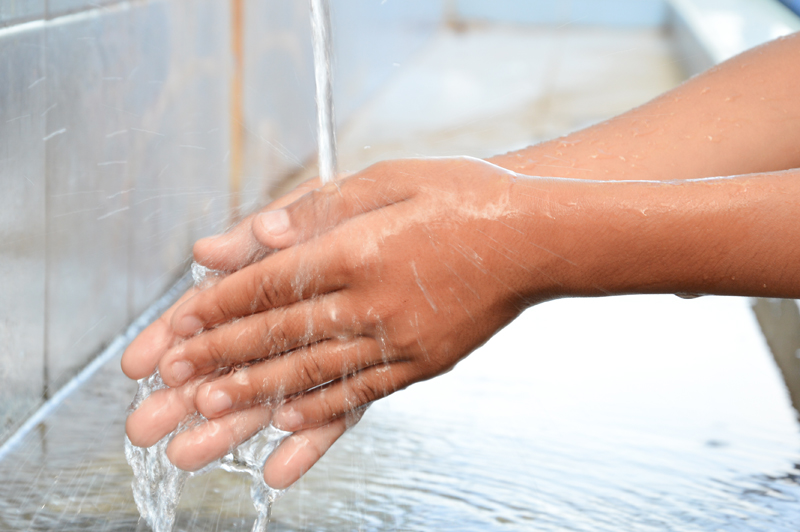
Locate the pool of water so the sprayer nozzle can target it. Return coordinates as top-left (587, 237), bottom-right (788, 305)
top-left (0, 295), bottom-right (799, 531)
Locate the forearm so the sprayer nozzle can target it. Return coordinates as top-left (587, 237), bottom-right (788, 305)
top-left (489, 32), bottom-right (800, 181)
top-left (519, 169), bottom-right (800, 300)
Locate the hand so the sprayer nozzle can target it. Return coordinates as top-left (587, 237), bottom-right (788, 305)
top-left (144, 157), bottom-right (570, 478)
top-left (123, 176), bottom-right (364, 489)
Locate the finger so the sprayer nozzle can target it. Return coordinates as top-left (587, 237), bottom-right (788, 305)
top-left (193, 177), bottom-right (322, 271)
top-left (159, 294), bottom-right (355, 387)
top-left (252, 161), bottom-right (415, 250)
top-left (271, 362), bottom-right (414, 432)
top-left (194, 337), bottom-right (382, 419)
top-left (125, 376), bottom-right (209, 448)
top-left (165, 404), bottom-right (273, 472)
top-left (263, 410), bottom-right (364, 489)
top-left (170, 240), bottom-right (348, 337)
top-left (121, 288), bottom-right (199, 380)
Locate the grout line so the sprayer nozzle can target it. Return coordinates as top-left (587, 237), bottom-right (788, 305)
top-left (0, 272), bottom-right (192, 463)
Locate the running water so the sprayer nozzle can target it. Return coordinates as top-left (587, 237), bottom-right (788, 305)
top-left (311, 0), bottom-right (337, 184)
top-left (125, 3), bottom-right (338, 529)
top-left (124, 264), bottom-right (291, 532)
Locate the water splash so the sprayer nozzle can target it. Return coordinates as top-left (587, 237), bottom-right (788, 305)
top-left (310, 0), bottom-right (337, 184)
top-left (125, 263), bottom-right (291, 532)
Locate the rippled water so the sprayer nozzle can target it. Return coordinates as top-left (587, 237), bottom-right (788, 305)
top-left (0, 293), bottom-right (798, 530)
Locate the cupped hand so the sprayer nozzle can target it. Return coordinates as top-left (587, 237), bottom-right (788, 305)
top-left (157, 157), bottom-right (568, 470)
top-left (122, 175), bottom-right (360, 489)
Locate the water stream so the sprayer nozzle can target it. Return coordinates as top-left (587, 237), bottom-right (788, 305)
top-left (124, 264), bottom-right (291, 532)
top-left (125, 2), bottom-right (339, 529)
top-left (311, 0), bottom-right (337, 184)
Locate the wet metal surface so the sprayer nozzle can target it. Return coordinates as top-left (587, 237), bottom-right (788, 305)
top-left (44, 7), bottom-right (134, 394)
top-left (125, 0), bottom-right (231, 316)
top-left (0, 21), bottom-right (46, 441)
top-left (0, 296), bottom-right (798, 531)
top-left (0, 0), bottom-right (44, 27)
top-left (0, 0), bottom-right (444, 446)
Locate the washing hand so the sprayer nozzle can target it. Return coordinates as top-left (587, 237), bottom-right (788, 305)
top-left (123, 156), bottom-right (577, 488)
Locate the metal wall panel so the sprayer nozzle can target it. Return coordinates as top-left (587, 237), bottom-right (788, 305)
top-left (331, 0), bottom-right (443, 126)
top-left (239, 0), bottom-right (316, 211)
top-left (0, 22), bottom-right (46, 439)
top-left (46, 0), bottom-right (117, 19)
top-left (44, 8), bottom-right (133, 393)
top-left (126, 0), bottom-right (230, 315)
top-left (0, 0), bottom-right (44, 26)
top-left (0, 0), bottom-right (444, 436)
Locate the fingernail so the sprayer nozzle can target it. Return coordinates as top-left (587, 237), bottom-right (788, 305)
top-left (207, 389), bottom-right (233, 415)
top-left (273, 407), bottom-right (303, 432)
top-left (175, 314), bottom-right (203, 336)
top-left (170, 361), bottom-right (195, 385)
top-left (258, 210), bottom-right (290, 237)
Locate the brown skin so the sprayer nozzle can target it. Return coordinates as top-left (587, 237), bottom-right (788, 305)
top-left (122, 33), bottom-right (800, 490)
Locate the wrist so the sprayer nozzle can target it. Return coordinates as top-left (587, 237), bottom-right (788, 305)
top-left (513, 172), bottom-right (800, 301)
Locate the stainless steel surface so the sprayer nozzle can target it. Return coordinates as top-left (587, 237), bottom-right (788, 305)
top-left (0, 0), bottom-right (43, 27)
top-left (46, 0), bottom-right (117, 19)
top-left (44, 8), bottom-right (133, 394)
top-left (126, 0), bottom-right (230, 315)
top-left (0, 21), bottom-right (46, 440)
top-left (238, 0), bottom-right (316, 213)
top-left (0, 0), bottom-right (443, 440)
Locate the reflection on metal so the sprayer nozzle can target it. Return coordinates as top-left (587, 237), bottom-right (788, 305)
top-left (668, 0), bottom-right (800, 76)
top-left (0, 273), bottom-right (190, 463)
top-left (229, 0), bottom-right (245, 222)
top-left (752, 298), bottom-right (800, 418)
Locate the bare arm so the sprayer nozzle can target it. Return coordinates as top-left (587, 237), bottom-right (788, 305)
top-left (489, 32), bottom-right (800, 180)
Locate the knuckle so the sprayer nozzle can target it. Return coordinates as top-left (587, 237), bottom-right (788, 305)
top-left (293, 352), bottom-right (327, 391)
top-left (250, 273), bottom-right (283, 311)
top-left (201, 335), bottom-right (229, 367)
top-left (349, 378), bottom-right (382, 408)
top-left (267, 321), bottom-right (292, 354)
top-left (318, 395), bottom-right (338, 423)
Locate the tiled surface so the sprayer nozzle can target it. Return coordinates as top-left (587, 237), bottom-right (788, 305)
top-left (44, 8), bottom-right (134, 393)
top-left (239, 0), bottom-right (316, 213)
top-left (0, 22), bottom-right (46, 440)
top-left (285, 26), bottom-right (685, 186)
top-left (0, 0), bottom-right (44, 26)
top-left (126, 0), bottom-right (230, 315)
top-left (0, 0), bottom-right (444, 439)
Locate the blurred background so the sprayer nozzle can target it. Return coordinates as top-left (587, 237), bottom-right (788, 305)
top-left (1, 0), bottom-right (800, 530)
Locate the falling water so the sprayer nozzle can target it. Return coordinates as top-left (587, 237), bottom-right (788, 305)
top-left (125, 3), bottom-right (338, 528)
top-left (311, 0), bottom-right (337, 184)
top-left (125, 264), bottom-right (291, 532)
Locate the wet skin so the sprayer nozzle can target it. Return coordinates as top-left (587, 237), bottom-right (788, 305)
top-left (122, 32), bottom-right (800, 490)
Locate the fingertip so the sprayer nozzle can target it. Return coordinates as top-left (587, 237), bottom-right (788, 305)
top-left (263, 435), bottom-right (312, 489)
top-left (172, 313), bottom-right (204, 338)
top-left (125, 390), bottom-right (178, 448)
top-left (121, 320), bottom-right (174, 380)
top-left (272, 406), bottom-right (304, 432)
top-left (253, 209), bottom-right (293, 249)
top-left (193, 221), bottom-right (262, 271)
